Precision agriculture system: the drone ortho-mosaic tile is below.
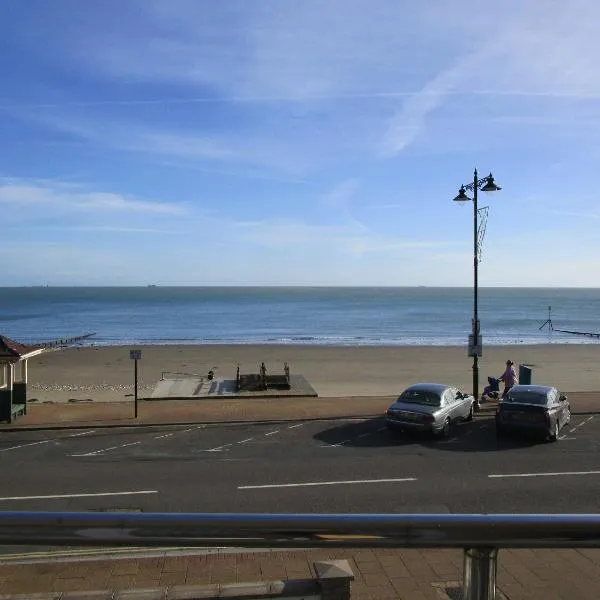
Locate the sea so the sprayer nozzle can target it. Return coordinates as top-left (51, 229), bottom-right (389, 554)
top-left (0, 287), bottom-right (599, 347)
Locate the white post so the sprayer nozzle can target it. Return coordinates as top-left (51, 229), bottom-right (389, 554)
top-left (7, 363), bottom-right (14, 391)
top-left (0, 364), bottom-right (5, 388)
top-left (21, 360), bottom-right (28, 384)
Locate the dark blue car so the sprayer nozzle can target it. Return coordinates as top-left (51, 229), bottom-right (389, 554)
top-left (495, 384), bottom-right (570, 442)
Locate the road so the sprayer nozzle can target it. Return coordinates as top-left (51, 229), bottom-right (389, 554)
top-left (1, 414), bottom-right (599, 517)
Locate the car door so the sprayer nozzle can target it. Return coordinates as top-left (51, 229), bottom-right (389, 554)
top-left (556, 389), bottom-right (568, 427)
top-left (445, 388), bottom-right (462, 421)
top-left (548, 389), bottom-right (561, 429)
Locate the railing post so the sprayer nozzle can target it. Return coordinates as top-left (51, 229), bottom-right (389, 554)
top-left (463, 547), bottom-right (498, 600)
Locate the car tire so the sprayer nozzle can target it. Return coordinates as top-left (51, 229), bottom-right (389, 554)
top-left (466, 404), bottom-right (474, 422)
top-left (548, 421), bottom-right (559, 443)
top-left (439, 418), bottom-right (451, 438)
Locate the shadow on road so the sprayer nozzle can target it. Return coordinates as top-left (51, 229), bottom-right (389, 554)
top-left (313, 417), bottom-right (544, 453)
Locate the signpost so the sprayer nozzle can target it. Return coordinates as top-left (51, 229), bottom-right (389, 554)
top-left (468, 334), bottom-right (482, 358)
top-left (130, 349), bottom-right (142, 418)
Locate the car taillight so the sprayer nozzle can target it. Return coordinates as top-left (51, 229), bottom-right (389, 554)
top-left (386, 409), bottom-right (393, 417)
top-left (422, 414), bottom-right (435, 423)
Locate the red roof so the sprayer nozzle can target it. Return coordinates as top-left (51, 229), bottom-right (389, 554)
top-left (0, 335), bottom-right (44, 360)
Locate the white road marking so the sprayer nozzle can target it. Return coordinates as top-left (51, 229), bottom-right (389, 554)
top-left (558, 435), bottom-right (577, 440)
top-left (72, 440), bottom-right (141, 457)
top-left (489, 470), bottom-right (600, 479)
top-left (0, 490), bottom-right (158, 502)
top-left (238, 438), bottom-right (254, 444)
top-left (238, 478), bottom-right (417, 490)
top-left (0, 440), bottom-right (51, 453)
top-left (326, 439), bottom-right (352, 447)
top-left (68, 430), bottom-right (96, 437)
top-left (264, 430), bottom-right (280, 436)
top-left (356, 432), bottom-right (372, 439)
top-left (568, 416), bottom-right (595, 434)
top-left (206, 443), bottom-right (233, 452)
top-left (181, 428), bottom-right (194, 433)
top-left (120, 441), bottom-right (141, 449)
top-left (377, 427), bottom-right (387, 432)
top-left (288, 423), bottom-right (305, 429)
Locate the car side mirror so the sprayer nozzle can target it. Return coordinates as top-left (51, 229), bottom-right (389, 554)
top-left (559, 394), bottom-right (567, 402)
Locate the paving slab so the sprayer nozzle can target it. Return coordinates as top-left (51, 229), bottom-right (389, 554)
top-left (1, 548), bottom-right (600, 600)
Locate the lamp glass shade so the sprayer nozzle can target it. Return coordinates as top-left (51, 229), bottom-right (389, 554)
top-left (452, 186), bottom-right (471, 203)
top-left (481, 173), bottom-right (501, 193)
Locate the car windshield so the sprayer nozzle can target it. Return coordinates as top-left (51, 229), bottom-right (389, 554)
top-left (399, 390), bottom-right (441, 406)
top-left (505, 392), bottom-right (548, 405)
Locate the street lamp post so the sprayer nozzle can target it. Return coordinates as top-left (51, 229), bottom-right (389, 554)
top-left (453, 169), bottom-right (501, 407)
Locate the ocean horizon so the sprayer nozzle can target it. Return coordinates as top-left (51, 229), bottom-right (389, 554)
top-left (1, 286), bottom-right (599, 347)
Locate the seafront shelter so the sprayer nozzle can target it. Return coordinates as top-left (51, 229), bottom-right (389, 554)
top-left (0, 335), bottom-right (45, 423)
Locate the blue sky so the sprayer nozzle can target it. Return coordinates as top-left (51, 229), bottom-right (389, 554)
top-left (1, 0), bottom-right (599, 286)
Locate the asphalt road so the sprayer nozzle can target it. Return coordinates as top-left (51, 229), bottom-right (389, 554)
top-left (1, 414), bottom-right (599, 518)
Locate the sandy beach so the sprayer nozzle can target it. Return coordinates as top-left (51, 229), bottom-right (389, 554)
top-left (24, 343), bottom-right (600, 403)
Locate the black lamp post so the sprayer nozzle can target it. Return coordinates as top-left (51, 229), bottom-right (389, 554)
top-left (453, 169), bottom-right (501, 406)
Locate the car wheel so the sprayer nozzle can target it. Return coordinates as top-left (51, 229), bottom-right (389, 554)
top-left (439, 418), bottom-right (451, 438)
top-left (548, 420), bottom-right (559, 442)
top-left (466, 404), bottom-right (474, 422)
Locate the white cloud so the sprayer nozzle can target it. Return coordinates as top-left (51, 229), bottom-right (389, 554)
top-left (321, 179), bottom-right (360, 211)
top-left (0, 181), bottom-right (187, 215)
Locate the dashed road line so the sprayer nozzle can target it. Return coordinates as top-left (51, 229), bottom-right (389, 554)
top-left (238, 438), bottom-right (254, 444)
top-left (72, 440), bottom-right (142, 457)
top-left (288, 423), bottom-right (305, 429)
top-left (264, 430), bottom-right (280, 436)
top-left (68, 430), bottom-right (96, 437)
top-left (206, 443), bottom-right (233, 452)
top-left (568, 416), bottom-right (595, 434)
top-left (324, 439), bottom-right (352, 448)
top-left (0, 439), bottom-right (51, 453)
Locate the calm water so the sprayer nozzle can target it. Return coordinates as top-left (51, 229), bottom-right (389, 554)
top-left (0, 287), bottom-right (599, 347)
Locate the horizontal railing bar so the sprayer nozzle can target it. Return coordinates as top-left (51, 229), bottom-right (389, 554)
top-left (0, 513), bottom-right (600, 548)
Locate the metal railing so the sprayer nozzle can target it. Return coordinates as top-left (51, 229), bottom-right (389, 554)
top-left (1, 513), bottom-right (600, 600)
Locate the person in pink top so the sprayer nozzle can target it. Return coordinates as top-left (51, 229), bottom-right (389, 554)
top-left (499, 360), bottom-right (518, 398)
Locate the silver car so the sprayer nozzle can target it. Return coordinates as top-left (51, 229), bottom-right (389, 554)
top-left (386, 382), bottom-right (476, 437)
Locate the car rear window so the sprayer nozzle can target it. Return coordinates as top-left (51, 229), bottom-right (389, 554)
top-left (505, 392), bottom-right (548, 405)
top-left (399, 390), bottom-right (441, 406)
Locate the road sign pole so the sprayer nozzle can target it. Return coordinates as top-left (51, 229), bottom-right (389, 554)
top-left (130, 349), bottom-right (142, 419)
